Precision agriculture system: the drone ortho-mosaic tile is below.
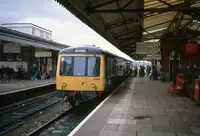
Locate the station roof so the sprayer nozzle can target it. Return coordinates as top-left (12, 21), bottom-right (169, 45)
top-left (56, 0), bottom-right (200, 59)
top-left (0, 26), bottom-right (69, 51)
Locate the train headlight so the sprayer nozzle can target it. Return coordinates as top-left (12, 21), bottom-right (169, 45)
top-left (62, 83), bottom-right (67, 88)
top-left (91, 83), bottom-right (96, 89)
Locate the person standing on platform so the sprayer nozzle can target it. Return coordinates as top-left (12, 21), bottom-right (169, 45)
top-left (5, 66), bottom-right (12, 82)
top-left (147, 65), bottom-right (151, 77)
top-left (0, 65), bottom-right (6, 82)
top-left (134, 65), bottom-right (138, 77)
top-left (31, 64), bottom-right (39, 80)
top-left (41, 63), bottom-right (47, 80)
top-left (17, 65), bottom-right (23, 80)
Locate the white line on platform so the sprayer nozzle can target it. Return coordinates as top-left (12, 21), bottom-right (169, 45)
top-left (0, 83), bottom-right (55, 96)
top-left (68, 77), bottom-right (130, 136)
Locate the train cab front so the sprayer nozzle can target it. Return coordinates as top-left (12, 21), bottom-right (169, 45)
top-left (56, 52), bottom-right (105, 106)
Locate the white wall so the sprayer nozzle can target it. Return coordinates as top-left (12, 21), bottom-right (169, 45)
top-left (4, 26), bottom-right (32, 35)
top-left (34, 28), bottom-right (40, 37)
top-left (2, 24), bottom-right (52, 40)
top-left (33, 26), bottom-right (52, 40)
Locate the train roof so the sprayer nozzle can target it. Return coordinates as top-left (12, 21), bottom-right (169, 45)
top-left (60, 45), bottom-right (103, 54)
top-left (59, 45), bottom-right (132, 62)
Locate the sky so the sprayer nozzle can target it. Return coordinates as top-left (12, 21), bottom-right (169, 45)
top-left (0, 0), bottom-right (134, 61)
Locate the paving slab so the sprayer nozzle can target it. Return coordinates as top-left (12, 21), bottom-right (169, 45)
top-left (72, 77), bottom-right (200, 136)
top-left (100, 131), bottom-right (137, 136)
top-left (154, 124), bottom-right (192, 133)
top-left (177, 133), bottom-right (200, 136)
top-left (137, 132), bottom-right (176, 136)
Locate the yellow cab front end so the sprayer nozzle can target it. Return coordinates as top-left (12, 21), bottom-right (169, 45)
top-left (56, 53), bottom-right (105, 97)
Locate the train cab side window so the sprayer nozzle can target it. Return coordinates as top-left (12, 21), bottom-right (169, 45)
top-left (88, 57), bottom-right (100, 76)
top-left (112, 60), bottom-right (115, 74)
top-left (106, 58), bottom-right (113, 77)
top-left (60, 56), bottom-right (72, 76)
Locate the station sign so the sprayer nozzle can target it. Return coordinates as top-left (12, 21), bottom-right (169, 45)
top-left (3, 43), bottom-right (21, 53)
top-left (143, 54), bottom-right (161, 60)
top-left (35, 51), bottom-right (52, 57)
top-left (136, 42), bottom-right (155, 55)
top-left (136, 42), bottom-right (161, 55)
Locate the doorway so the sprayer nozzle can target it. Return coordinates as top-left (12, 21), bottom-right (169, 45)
top-left (169, 51), bottom-right (180, 81)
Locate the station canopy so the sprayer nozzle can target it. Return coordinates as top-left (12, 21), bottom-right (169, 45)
top-left (56, 0), bottom-right (200, 60)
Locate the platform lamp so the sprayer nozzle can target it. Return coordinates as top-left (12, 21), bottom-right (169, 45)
top-left (185, 39), bottom-right (198, 66)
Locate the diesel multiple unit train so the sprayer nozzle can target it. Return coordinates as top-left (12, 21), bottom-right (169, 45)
top-left (56, 45), bottom-right (132, 106)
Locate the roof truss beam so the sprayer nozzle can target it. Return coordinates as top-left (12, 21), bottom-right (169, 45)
top-left (87, 7), bottom-right (200, 13)
top-left (87, 0), bottom-right (199, 14)
top-left (89, 0), bottom-right (121, 9)
top-left (118, 37), bottom-right (188, 40)
top-left (121, 0), bottom-right (136, 9)
top-left (106, 17), bottom-right (134, 30)
top-left (158, 0), bottom-right (172, 7)
top-left (116, 2), bottom-right (130, 39)
top-left (144, 20), bottom-right (171, 30)
top-left (115, 29), bottom-right (140, 38)
top-left (143, 28), bottom-right (158, 39)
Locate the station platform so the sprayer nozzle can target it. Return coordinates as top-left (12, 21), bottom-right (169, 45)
top-left (71, 77), bottom-right (200, 136)
top-left (0, 78), bottom-right (56, 95)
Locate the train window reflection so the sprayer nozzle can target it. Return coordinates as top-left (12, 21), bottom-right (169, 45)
top-left (60, 56), bottom-right (72, 76)
top-left (73, 57), bottom-right (86, 76)
top-left (88, 57), bottom-right (100, 76)
top-left (60, 56), bottom-right (100, 76)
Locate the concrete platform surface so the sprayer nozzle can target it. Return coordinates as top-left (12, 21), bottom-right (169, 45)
top-left (0, 78), bottom-right (55, 95)
top-left (72, 77), bottom-right (200, 136)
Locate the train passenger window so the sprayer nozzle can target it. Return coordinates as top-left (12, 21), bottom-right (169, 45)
top-left (112, 60), bottom-right (115, 74)
top-left (60, 56), bottom-right (72, 76)
top-left (73, 57), bottom-right (86, 76)
top-left (107, 58), bottom-right (112, 77)
top-left (88, 57), bottom-right (100, 76)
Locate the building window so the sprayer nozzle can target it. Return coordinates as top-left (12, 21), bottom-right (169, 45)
top-left (32, 28), bottom-right (35, 36)
top-left (17, 54), bottom-right (22, 61)
top-left (7, 54), bottom-right (14, 61)
top-left (40, 30), bottom-right (44, 38)
top-left (45, 32), bottom-right (50, 40)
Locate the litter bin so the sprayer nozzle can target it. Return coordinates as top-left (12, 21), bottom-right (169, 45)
top-left (194, 79), bottom-right (200, 102)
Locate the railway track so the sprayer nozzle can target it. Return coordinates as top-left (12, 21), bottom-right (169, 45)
top-left (27, 100), bottom-right (101, 136)
top-left (25, 77), bottom-right (128, 136)
top-left (0, 92), bottom-right (64, 135)
top-left (3, 77), bottom-right (129, 136)
top-left (27, 106), bottom-right (73, 136)
top-left (0, 91), bottom-right (56, 116)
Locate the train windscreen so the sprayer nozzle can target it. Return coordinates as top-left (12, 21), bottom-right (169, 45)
top-left (60, 56), bottom-right (100, 77)
top-left (87, 57), bottom-right (100, 76)
top-left (60, 56), bottom-right (72, 76)
top-left (73, 56), bottom-right (86, 76)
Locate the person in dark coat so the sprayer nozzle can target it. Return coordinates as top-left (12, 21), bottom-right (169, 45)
top-left (31, 64), bottom-right (39, 80)
top-left (0, 65), bottom-right (6, 82)
top-left (5, 66), bottom-right (13, 82)
top-left (17, 65), bottom-right (23, 80)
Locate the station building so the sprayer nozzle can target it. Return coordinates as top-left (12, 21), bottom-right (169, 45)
top-left (0, 23), bottom-right (69, 79)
